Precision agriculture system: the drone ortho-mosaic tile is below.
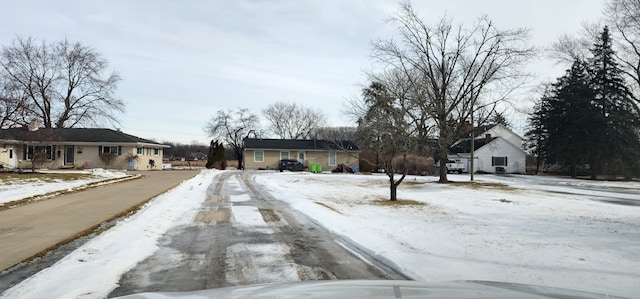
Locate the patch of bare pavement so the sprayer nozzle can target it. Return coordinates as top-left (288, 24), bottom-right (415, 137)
top-left (0, 170), bottom-right (200, 276)
top-left (109, 171), bottom-right (407, 297)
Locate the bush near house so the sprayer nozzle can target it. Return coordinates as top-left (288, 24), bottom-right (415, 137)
top-left (392, 154), bottom-right (435, 176)
top-left (99, 152), bottom-right (118, 168)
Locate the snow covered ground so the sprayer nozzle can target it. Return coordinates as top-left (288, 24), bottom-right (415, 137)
top-left (0, 169), bottom-right (131, 206)
top-left (253, 172), bottom-right (640, 298)
top-left (1, 170), bottom-right (638, 298)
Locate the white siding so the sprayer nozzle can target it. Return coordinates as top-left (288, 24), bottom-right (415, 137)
top-left (474, 137), bottom-right (526, 174)
top-left (482, 124), bottom-right (523, 149)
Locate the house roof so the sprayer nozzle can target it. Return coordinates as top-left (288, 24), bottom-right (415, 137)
top-left (474, 124), bottom-right (496, 136)
top-left (244, 138), bottom-right (359, 151)
top-left (467, 123), bottom-right (524, 141)
top-left (0, 128), bottom-right (167, 147)
top-left (449, 136), bottom-right (497, 154)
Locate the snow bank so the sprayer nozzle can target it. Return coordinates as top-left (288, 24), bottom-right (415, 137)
top-left (0, 169), bottom-right (130, 205)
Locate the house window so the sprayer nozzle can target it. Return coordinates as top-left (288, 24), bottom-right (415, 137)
top-left (254, 151), bottom-right (264, 162)
top-left (23, 145), bottom-right (56, 160)
top-left (137, 147), bottom-right (143, 155)
top-left (99, 146), bottom-right (122, 155)
top-left (298, 151), bottom-right (305, 161)
top-left (146, 148), bottom-right (151, 155)
top-left (492, 156), bottom-right (507, 166)
top-left (280, 151), bottom-right (289, 160)
top-left (154, 148), bottom-right (159, 156)
top-left (328, 151), bottom-right (336, 166)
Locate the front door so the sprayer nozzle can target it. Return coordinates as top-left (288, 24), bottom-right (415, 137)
top-left (8, 148), bottom-right (16, 169)
top-left (65, 146), bottom-right (74, 165)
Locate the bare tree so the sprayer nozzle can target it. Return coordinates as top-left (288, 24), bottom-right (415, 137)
top-left (356, 81), bottom-right (416, 201)
top-left (314, 126), bottom-right (357, 141)
top-left (372, 2), bottom-right (535, 182)
top-left (262, 101), bottom-right (327, 139)
top-left (204, 108), bottom-right (259, 169)
top-left (0, 74), bottom-right (28, 128)
top-left (369, 68), bottom-right (436, 156)
top-left (605, 0), bottom-right (640, 97)
top-left (0, 36), bottom-right (124, 128)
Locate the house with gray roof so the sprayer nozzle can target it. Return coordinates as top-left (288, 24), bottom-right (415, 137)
top-left (0, 127), bottom-right (169, 171)
top-left (243, 138), bottom-right (359, 171)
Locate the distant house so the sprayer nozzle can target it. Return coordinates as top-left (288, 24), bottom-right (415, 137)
top-left (243, 138), bottom-right (359, 171)
top-left (0, 127), bottom-right (169, 170)
top-left (449, 124), bottom-right (526, 174)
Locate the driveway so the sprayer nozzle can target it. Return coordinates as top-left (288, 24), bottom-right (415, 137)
top-left (0, 170), bottom-right (200, 272)
top-left (108, 171), bottom-right (407, 296)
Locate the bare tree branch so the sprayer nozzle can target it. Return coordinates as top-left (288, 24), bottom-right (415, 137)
top-left (372, 2), bottom-right (536, 182)
top-left (204, 108), bottom-right (259, 169)
top-left (262, 101), bottom-right (327, 139)
top-left (604, 0), bottom-right (640, 97)
top-left (0, 36), bottom-right (124, 128)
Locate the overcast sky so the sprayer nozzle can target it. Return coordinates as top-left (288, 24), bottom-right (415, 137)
top-left (1, 0), bottom-right (604, 144)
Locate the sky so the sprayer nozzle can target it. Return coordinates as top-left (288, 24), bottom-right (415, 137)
top-left (1, 0), bottom-right (605, 144)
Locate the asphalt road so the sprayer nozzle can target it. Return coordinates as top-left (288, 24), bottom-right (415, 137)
top-left (0, 170), bottom-right (200, 272)
top-left (108, 171), bottom-right (407, 297)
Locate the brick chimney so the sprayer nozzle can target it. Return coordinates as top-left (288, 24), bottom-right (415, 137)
top-left (485, 134), bottom-right (492, 144)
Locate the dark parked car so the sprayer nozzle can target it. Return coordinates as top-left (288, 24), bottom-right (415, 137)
top-left (278, 159), bottom-right (304, 172)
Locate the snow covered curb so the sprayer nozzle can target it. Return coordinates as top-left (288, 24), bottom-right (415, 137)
top-left (1, 169), bottom-right (221, 299)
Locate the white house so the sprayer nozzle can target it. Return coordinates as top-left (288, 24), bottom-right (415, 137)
top-left (449, 124), bottom-right (526, 174)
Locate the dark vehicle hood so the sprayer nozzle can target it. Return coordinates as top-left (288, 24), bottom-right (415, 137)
top-left (113, 280), bottom-right (626, 299)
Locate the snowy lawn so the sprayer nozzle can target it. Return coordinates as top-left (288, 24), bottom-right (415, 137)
top-left (0, 169), bottom-right (131, 206)
top-left (1, 170), bottom-right (638, 298)
top-left (254, 172), bottom-right (640, 298)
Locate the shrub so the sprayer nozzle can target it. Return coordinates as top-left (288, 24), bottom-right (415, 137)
top-left (392, 154), bottom-right (435, 176)
top-left (99, 152), bottom-right (118, 168)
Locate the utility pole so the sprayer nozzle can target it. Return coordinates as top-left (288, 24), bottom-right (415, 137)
top-left (470, 102), bottom-right (494, 181)
top-left (470, 111), bottom-right (475, 181)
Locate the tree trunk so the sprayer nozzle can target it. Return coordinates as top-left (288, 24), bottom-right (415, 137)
top-left (437, 118), bottom-right (449, 183)
top-left (386, 163), bottom-right (397, 201)
top-left (233, 146), bottom-right (244, 170)
top-left (390, 180), bottom-right (397, 201)
top-left (437, 142), bottom-right (449, 183)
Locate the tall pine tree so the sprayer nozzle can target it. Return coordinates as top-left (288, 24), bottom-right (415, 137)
top-left (588, 26), bottom-right (640, 178)
top-left (527, 59), bottom-right (595, 177)
top-left (528, 26), bottom-right (640, 178)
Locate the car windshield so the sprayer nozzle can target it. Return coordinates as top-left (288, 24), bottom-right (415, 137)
top-left (1, 1), bottom-right (638, 299)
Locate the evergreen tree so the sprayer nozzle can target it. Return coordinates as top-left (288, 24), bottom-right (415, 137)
top-left (525, 98), bottom-right (549, 174)
top-left (205, 140), bottom-right (226, 169)
top-left (527, 60), bottom-right (595, 177)
top-left (587, 26), bottom-right (640, 178)
top-left (490, 112), bottom-right (512, 129)
top-left (528, 26), bottom-right (640, 179)
top-left (551, 60), bottom-right (597, 177)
